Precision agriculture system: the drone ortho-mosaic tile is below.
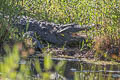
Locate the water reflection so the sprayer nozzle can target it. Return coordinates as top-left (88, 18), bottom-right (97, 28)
top-left (20, 57), bottom-right (120, 80)
top-left (64, 60), bottom-right (120, 80)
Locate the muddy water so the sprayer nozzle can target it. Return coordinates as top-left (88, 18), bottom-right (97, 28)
top-left (19, 57), bottom-right (120, 80)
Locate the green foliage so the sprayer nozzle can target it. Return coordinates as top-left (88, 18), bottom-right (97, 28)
top-left (0, 0), bottom-right (120, 80)
top-left (0, 0), bottom-right (120, 42)
top-left (0, 44), bottom-right (20, 80)
top-left (0, 44), bottom-right (66, 80)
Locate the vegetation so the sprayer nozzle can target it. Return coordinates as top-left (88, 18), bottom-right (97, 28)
top-left (0, 43), bottom-right (66, 80)
top-left (0, 0), bottom-right (120, 80)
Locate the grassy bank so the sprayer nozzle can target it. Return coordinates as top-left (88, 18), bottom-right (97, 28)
top-left (0, 0), bottom-right (120, 80)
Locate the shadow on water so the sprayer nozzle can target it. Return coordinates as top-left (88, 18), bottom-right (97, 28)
top-left (20, 57), bottom-right (120, 80)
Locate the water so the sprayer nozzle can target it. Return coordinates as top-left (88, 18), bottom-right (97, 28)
top-left (20, 57), bottom-right (120, 80)
top-left (64, 60), bottom-right (120, 80)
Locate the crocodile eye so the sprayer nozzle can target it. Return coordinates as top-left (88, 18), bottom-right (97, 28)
top-left (60, 34), bottom-right (64, 37)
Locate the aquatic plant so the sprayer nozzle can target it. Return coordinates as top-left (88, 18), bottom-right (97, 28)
top-left (0, 0), bottom-right (120, 79)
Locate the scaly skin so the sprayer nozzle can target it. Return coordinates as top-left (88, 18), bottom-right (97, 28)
top-left (14, 16), bottom-right (95, 46)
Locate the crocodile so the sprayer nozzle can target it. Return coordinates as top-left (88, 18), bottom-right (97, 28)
top-left (13, 16), bottom-right (95, 49)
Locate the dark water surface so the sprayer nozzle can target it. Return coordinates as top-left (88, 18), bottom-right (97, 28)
top-left (20, 57), bottom-right (120, 80)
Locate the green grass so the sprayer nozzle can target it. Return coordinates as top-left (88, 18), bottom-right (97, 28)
top-left (0, 43), bottom-right (66, 80)
top-left (0, 0), bottom-right (120, 80)
top-left (1, 0), bottom-right (120, 41)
